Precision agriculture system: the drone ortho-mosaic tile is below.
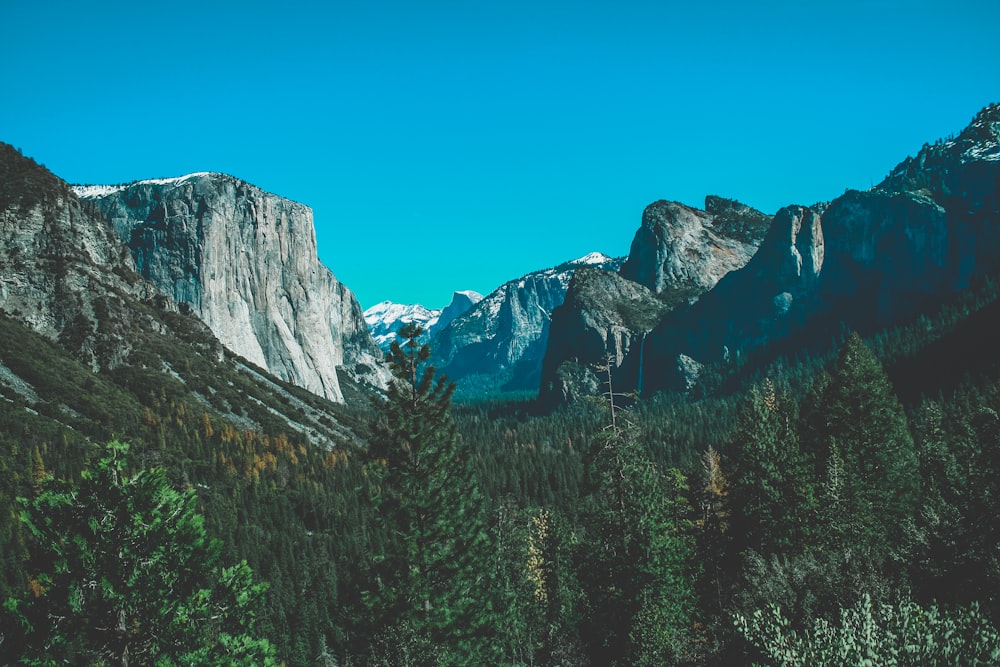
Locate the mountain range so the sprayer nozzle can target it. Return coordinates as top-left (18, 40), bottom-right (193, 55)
top-left (539, 103), bottom-right (1000, 404)
top-left (364, 290), bottom-right (483, 351)
top-left (367, 252), bottom-right (624, 396)
top-left (2, 103), bottom-right (998, 416)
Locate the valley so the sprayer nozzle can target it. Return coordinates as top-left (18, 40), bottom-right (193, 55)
top-left (1, 103), bottom-right (999, 665)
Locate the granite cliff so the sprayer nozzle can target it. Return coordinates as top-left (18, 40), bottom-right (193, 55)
top-left (0, 142), bottom-right (368, 454)
top-left (540, 198), bottom-right (770, 405)
top-left (619, 197), bottom-right (767, 294)
top-left (75, 173), bottom-right (388, 402)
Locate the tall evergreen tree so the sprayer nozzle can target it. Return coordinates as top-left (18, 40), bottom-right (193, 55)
top-left (582, 420), bottom-right (696, 666)
top-left (366, 323), bottom-right (500, 665)
top-left (523, 505), bottom-right (588, 666)
top-left (805, 333), bottom-right (921, 565)
top-left (1, 441), bottom-right (275, 666)
top-left (580, 367), bottom-right (696, 667)
top-left (729, 378), bottom-right (816, 554)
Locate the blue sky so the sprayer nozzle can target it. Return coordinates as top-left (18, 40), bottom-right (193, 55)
top-left (2, 1), bottom-right (998, 309)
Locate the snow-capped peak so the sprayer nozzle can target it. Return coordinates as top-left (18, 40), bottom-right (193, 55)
top-left (363, 301), bottom-right (440, 329)
top-left (363, 301), bottom-right (441, 352)
top-left (71, 184), bottom-right (126, 198)
top-left (570, 251), bottom-right (613, 265)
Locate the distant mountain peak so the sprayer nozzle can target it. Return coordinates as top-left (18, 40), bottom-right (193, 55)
top-left (363, 302), bottom-right (440, 351)
top-left (569, 251), bottom-right (613, 266)
top-left (363, 291), bottom-right (483, 353)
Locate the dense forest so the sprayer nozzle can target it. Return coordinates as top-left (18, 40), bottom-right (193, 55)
top-left (2, 264), bottom-right (1000, 665)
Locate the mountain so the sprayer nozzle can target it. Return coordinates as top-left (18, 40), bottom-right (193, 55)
top-left (74, 172), bottom-right (389, 402)
top-left (0, 143), bottom-right (364, 448)
top-left (540, 197), bottom-right (771, 405)
top-left (435, 289), bottom-right (483, 333)
top-left (364, 290), bottom-right (482, 353)
top-left (619, 196), bottom-right (770, 294)
top-left (364, 301), bottom-right (441, 351)
top-left (428, 252), bottom-right (623, 396)
top-left (1, 143), bottom-right (164, 372)
top-left (542, 103), bottom-right (1000, 403)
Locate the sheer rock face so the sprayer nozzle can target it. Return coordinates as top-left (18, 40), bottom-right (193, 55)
top-left (817, 103), bottom-right (1000, 330)
top-left (538, 266), bottom-right (668, 407)
top-left (637, 106), bottom-right (1000, 395)
top-left (540, 197), bottom-right (769, 403)
top-left (756, 205), bottom-right (824, 293)
top-left (434, 290), bottom-right (482, 335)
top-left (619, 199), bottom-right (766, 295)
top-left (638, 203), bottom-right (829, 392)
top-left (77, 173), bottom-right (388, 402)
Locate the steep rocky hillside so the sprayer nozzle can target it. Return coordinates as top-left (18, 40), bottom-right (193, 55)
top-left (0, 144), bottom-right (366, 448)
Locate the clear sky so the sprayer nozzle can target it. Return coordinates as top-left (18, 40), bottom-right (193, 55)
top-left (2, 1), bottom-right (998, 309)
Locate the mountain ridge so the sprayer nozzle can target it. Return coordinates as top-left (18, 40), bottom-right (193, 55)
top-left (541, 102), bottom-right (1000, 403)
top-left (364, 290), bottom-right (483, 352)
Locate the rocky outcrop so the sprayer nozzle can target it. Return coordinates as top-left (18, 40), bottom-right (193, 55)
top-left (0, 144), bottom-right (369, 448)
top-left (434, 290), bottom-right (482, 335)
top-left (430, 254), bottom-right (622, 395)
top-left (75, 173), bottom-right (388, 402)
top-left (540, 197), bottom-right (770, 403)
top-left (637, 204), bottom-right (826, 392)
top-left (539, 266), bottom-right (669, 406)
top-left (540, 105), bottom-right (1000, 404)
top-left (630, 103), bottom-right (1000, 396)
top-left (619, 198), bottom-right (768, 295)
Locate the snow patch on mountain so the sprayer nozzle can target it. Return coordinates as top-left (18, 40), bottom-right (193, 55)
top-left (364, 290), bottom-right (483, 352)
top-left (364, 301), bottom-right (441, 351)
top-left (72, 172), bottom-right (218, 199)
top-left (571, 251), bottom-right (614, 265)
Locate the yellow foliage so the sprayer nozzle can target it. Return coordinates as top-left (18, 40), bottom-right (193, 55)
top-left (28, 577), bottom-right (45, 598)
top-left (323, 449), bottom-right (349, 470)
top-left (527, 508), bottom-right (550, 604)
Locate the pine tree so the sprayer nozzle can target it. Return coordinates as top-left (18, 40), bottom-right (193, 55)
top-left (366, 323), bottom-right (500, 665)
top-left (1, 441), bottom-right (275, 666)
top-left (580, 362), bottom-right (696, 665)
top-left (524, 505), bottom-right (587, 666)
top-left (807, 333), bottom-right (921, 564)
top-left (695, 447), bottom-right (733, 625)
top-left (729, 378), bottom-right (816, 554)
